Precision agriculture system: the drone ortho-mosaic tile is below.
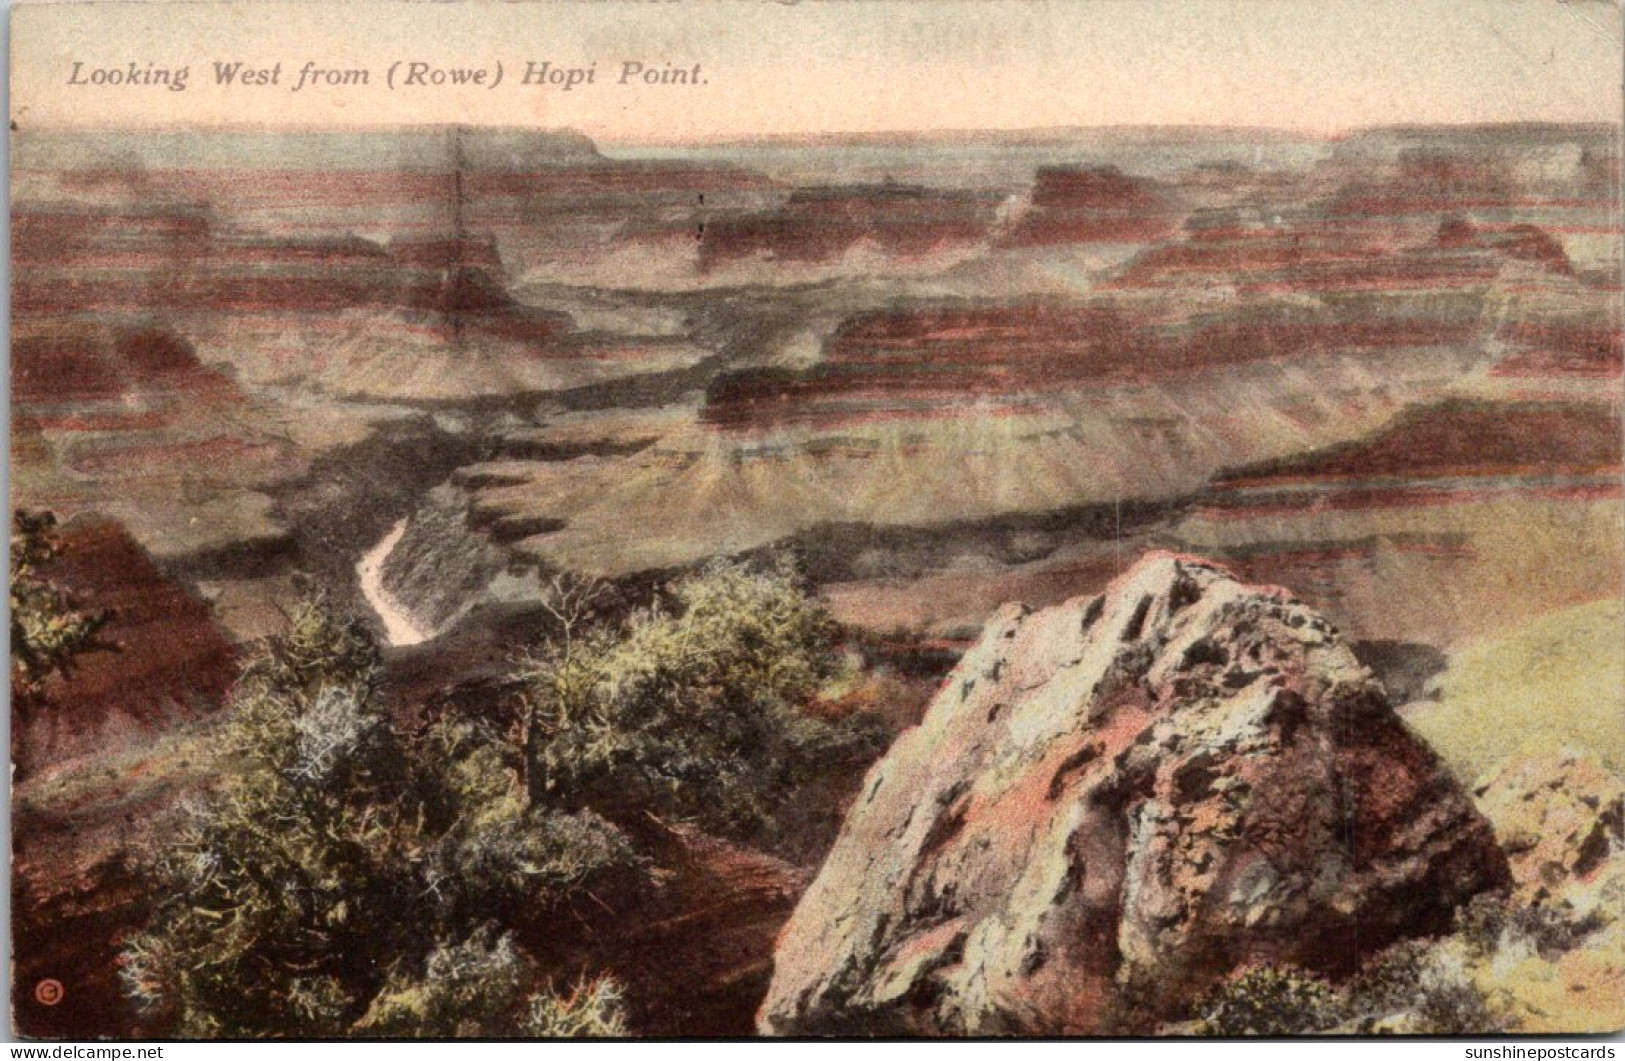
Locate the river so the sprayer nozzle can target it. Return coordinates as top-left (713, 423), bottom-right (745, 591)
top-left (355, 518), bottom-right (434, 648)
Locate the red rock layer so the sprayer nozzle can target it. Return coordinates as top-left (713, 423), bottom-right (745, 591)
top-left (1435, 217), bottom-right (1573, 274)
top-left (1111, 220), bottom-right (1553, 293)
top-left (1214, 400), bottom-right (1622, 489)
top-left (12, 517), bottom-right (239, 775)
top-left (1492, 319), bottom-right (1624, 379)
top-left (13, 195), bottom-right (569, 349)
top-left (1327, 148), bottom-right (1617, 218)
top-left (9, 322), bottom-right (308, 504)
top-left (702, 298), bottom-right (1480, 430)
top-left (1004, 166), bottom-right (1181, 245)
top-left (12, 325), bottom-right (237, 407)
top-left (700, 184), bottom-right (999, 270)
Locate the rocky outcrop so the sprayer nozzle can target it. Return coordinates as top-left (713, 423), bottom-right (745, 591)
top-left (1474, 751), bottom-right (1623, 913)
top-left (378, 483), bottom-right (509, 636)
top-left (699, 184), bottom-right (1000, 272)
top-left (699, 296), bottom-right (1483, 432)
top-left (759, 553), bottom-right (1508, 1035)
top-left (1004, 166), bottom-right (1181, 245)
top-left (1467, 751), bottom-right (1625, 1034)
top-left (1211, 399), bottom-right (1622, 488)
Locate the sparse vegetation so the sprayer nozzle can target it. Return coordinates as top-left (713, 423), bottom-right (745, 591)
top-left (123, 593), bottom-right (641, 1038)
top-left (1194, 933), bottom-right (1518, 1036)
top-left (1348, 936), bottom-right (1511, 1034)
top-left (1196, 965), bottom-right (1343, 1035)
top-left (521, 975), bottom-right (629, 1037)
top-left (518, 555), bottom-right (888, 850)
top-left (10, 508), bottom-right (113, 723)
top-left (125, 556), bottom-right (887, 1037)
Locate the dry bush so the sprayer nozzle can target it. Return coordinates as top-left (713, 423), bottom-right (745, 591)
top-left (1196, 965), bottom-right (1342, 1035)
top-left (522, 976), bottom-right (629, 1038)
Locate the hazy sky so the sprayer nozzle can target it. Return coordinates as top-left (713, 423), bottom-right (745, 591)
top-left (11, 0), bottom-right (1623, 140)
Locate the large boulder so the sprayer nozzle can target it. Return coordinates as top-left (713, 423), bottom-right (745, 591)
top-left (759, 553), bottom-right (1509, 1035)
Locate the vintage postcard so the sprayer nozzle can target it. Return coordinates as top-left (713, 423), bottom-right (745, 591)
top-left (8, 0), bottom-right (1624, 1041)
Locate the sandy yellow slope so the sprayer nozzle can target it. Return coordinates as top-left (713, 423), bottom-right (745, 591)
top-left (1407, 596), bottom-right (1624, 784)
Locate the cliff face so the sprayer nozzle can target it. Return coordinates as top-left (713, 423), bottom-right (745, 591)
top-left (759, 553), bottom-right (1508, 1035)
top-left (377, 483), bottom-right (510, 636)
top-left (700, 297), bottom-right (1485, 431)
top-left (1004, 166), bottom-right (1182, 245)
top-left (11, 516), bottom-right (239, 776)
top-left (700, 184), bottom-right (1002, 272)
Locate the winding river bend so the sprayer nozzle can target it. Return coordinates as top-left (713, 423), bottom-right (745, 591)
top-left (356, 518), bottom-right (434, 648)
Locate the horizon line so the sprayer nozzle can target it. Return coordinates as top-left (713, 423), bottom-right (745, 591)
top-left (14, 118), bottom-right (1622, 147)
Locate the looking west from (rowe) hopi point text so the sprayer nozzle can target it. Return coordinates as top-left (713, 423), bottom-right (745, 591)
top-left (9, 0), bottom-right (1624, 1040)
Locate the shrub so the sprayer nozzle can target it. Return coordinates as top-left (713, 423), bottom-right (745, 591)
top-left (1455, 892), bottom-right (1510, 958)
top-left (354, 928), bottom-right (529, 1038)
top-left (10, 509), bottom-right (112, 725)
top-left (354, 930), bottom-right (629, 1039)
top-left (1193, 946), bottom-right (1513, 1037)
top-left (1349, 939), bottom-right (1432, 1017)
top-left (1456, 888), bottom-right (1590, 963)
top-left (1344, 936), bottom-right (1513, 1035)
top-left (519, 555), bottom-right (886, 848)
top-left (242, 591), bottom-right (380, 701)
top-left (1197, 965), bottom-right (1342, 1035)
top-left (522, 976), bottom-right (629, 1038)
top-left (121, 603), bottom-right (422, 1037)
top-left (125, 593), bottom-right (641, 1038)
top-left (1417, 978), bottom-right (1502, 1035)
top-left (426, 801), bottom-right (641, 931)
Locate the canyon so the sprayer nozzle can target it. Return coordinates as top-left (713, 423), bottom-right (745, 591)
top-left (10, 121), bottom-right (1622, 1037)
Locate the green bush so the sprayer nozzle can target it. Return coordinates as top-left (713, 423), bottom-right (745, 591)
top-left (352, 925), bottom-right (628, 1039)
top-left (10, 509), bottom-right (112, 727)
top-left (1195, 946), bottom-right (1511, 1037)
top-left (1349, 939), bottom-right (1433, 1017)
top-left (426, 800), bottom-right (641, 931)
top-left (1416, 979), bottom-right (1502, 1035)
top-left (123, 593), bottom-right (641, 1038)
top-left (1351, 936), bottom-right (1510, 1034)
top-left (127, 557), bottom-right (885, 1035)
top-left (122, 649), bottom-right (424, 1036)
top-left (353, 929), bottom-right (628, 1039)
top-left (519, 556), bottom-right (886, 848)
top-left (354, 927), bottom-right (530, 1038)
